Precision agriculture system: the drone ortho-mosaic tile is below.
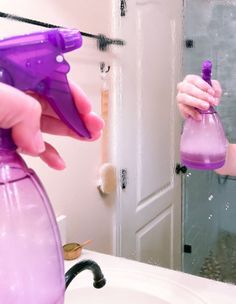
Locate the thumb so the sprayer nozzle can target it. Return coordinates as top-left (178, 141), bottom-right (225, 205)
top-left (0, 83), bottom-right (45, 155)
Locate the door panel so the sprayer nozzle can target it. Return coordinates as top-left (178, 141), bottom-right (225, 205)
top-left (136, 206), bottom-right (173, 267)
top-left (116, 0), bottom-right (183, 270)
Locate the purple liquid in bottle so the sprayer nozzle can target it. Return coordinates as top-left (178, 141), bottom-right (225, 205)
top-left (180, 60), bottom-right (227, 170)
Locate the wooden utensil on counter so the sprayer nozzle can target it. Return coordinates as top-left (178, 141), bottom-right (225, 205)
top-left (63, 240), bottom-right (92, 260)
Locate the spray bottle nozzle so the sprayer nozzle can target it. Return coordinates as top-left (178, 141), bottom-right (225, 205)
top-left (49, 29), bottom-right (83, 53)
top-left (201, 60), bottom-right (212, 84)
top-left (0, 28), bottom-right (90, 139)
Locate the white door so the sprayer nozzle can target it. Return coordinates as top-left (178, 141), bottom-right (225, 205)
top-left (114, 0), bottom-right (183, 270)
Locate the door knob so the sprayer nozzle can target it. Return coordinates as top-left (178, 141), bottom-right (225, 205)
top-left (175, 163), bottom-right (187, 175)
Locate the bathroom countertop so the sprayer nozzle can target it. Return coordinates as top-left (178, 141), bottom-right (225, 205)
top-left (65, 249), bottom-right (236, 303)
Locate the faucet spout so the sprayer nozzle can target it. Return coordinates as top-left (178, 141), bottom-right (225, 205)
top-left (65, 259), bottom-right (106, 289)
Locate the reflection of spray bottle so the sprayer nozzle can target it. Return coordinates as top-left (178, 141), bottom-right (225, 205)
top-left (180, 60), bottom-right (227, 170)
top-left (0, 29), bottom-right (89, 303)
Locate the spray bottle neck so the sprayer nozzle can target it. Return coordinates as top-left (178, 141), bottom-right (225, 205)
top-left (198, 106), bottom-right (216, 114)
top-left (0, 129), bottom-right (17, 151)
top-left (202, 75), bottom-right (212, 87)
top-left (0, 129), bottom-right (29, 183)
top-left (200, 60), bottom-right (216, 114)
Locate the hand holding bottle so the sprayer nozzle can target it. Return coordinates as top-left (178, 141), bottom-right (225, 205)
top-left (0, 29), bottom-right (105, 304)
top-left (176, 74), bottom-right (222, 120)
top-left (178, 61), bottom-right (227, 170)
top-left (176, 73), bottom-right (236, 175)
top-left (0, 81), bottom-right (104, 170)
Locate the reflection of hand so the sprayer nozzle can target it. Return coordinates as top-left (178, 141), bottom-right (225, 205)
top-left (0, 81), bottom-right (104, 170)
top-left (176, 74), bottom-right (222, 120)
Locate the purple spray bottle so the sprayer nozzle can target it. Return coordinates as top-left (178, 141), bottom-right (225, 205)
top-left (180, 60), bottom-right (227, 170)
top-left (0, 29), bottom-right (106, 303)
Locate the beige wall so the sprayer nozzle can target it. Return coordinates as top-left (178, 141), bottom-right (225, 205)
top-left (0, 1), bottom-right (116, 254)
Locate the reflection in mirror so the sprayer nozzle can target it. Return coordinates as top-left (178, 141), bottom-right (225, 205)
top-left (183, 0), bottom-right (236, 284)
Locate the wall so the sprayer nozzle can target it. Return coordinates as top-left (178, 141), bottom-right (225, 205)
top-left (0, 1), bottom-right (117, 254)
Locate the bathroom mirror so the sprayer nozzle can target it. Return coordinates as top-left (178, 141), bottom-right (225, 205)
top-left (1, 0), bottom-right (236, 289)
top-left (114, 0), bottom-right (236, 287)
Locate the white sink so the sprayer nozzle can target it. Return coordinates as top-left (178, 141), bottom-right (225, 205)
top-left (65, 250), bottom-right (236, 303)
top-left (65, 268), bottom-right (206, 304)
top-left (67, 287), bottom-right (168, 304)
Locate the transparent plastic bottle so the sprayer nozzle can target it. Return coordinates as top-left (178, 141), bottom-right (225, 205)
top-left (0, 129), bottom-right (65, 303)
top-left (180, 60), bottom-right (227, 170)
top-left (0, 28), bottom-right (103, 303)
